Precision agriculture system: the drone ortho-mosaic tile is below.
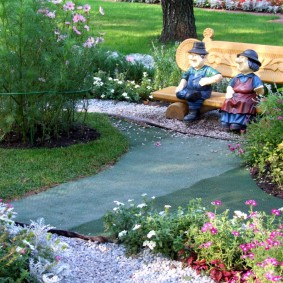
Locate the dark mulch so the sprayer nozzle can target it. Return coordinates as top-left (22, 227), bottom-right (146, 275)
top-left (0, 125), bottom-right (100, 149)
top-left (251, 168), bottom-right (283, 200)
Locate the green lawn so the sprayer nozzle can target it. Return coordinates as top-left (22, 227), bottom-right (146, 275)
top-left (89, 1), bottom-right (283, 54)
top-left (0, 113), bottom-right (128, 202)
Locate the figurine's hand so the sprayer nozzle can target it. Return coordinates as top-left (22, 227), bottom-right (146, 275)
top-left (175, 86), bottom-right (183, 93)
top-left (199, 77), bottom-right (211, 86)
top-left (225, 86), bottom-right (234, 99)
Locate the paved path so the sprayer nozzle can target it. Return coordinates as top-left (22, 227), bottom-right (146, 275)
top-left (12, 119), bottom-right (283, 234)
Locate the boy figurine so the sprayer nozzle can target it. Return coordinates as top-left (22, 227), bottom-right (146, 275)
top-left (220, 49), bottom-right (264, 131)
top-left (175, 42), bottom-right (222, 122)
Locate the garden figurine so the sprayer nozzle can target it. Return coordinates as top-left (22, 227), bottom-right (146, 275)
top-left (220, 49), bottom-right (264, 131)
top-left (175, 42), bottom-right (222, 122)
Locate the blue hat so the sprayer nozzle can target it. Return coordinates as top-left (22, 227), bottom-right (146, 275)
top-left (188, 42), bottom-right (208, 55)
top-left (237, 49), bottom-right (261, 67)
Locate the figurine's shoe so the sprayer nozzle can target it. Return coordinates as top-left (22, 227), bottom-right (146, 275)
top-left (230, 123), bottom-right (243, 131)
top-left (183, 110), bottom-right (199, 122)
top-left (221, 122), bottom-right (230, 131)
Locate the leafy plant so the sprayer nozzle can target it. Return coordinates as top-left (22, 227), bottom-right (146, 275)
top-left (92, 70), bottom-right (154, 102)
top-left (0, 0), bottom-right (103, 145)
top-left (151, 43), bottom-right (182, 90)
top-left (0, 199), bottom-right (70, 282)
top-left (240, 89), bottom-right (283, 187)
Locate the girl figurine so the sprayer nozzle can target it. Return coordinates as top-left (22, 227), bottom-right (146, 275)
top-left (221, 49), bottom-right (264, 131)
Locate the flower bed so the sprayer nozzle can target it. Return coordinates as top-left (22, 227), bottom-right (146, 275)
top-left (104, 195), bottom-right (283, 282)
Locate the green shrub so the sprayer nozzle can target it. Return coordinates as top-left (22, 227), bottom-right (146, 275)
top-left (151, 44), bottom-right (182, 90)
top-left (241, 89), bottom-right (283, 186)
top-left (0, 0), bottom-right (102, 145)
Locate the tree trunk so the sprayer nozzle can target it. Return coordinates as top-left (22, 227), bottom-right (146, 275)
top-left (160, 0), bottom-right (197, 43)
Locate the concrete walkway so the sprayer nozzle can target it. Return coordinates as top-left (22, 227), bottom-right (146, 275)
top-left (12, 119), bottom-right (283, 235)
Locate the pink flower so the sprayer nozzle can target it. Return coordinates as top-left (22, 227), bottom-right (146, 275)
top-left (277, 116), bottom-right (283, 120)
top-left (154, 141), bottom-right (161, 147)
top-left (272, 209), bottom-right (281, 216)
top-left (55, 255), bottom-right (61, 261)
top-left (210, 227), bottom-right (218, 234)
top-left (232, 231), bottom-right (240, 236)
top-left (72, 26), bottom-right (81, 35)
top-left (63, 1), bottom-right (75, 11)
top-left (83, 37), bottom-right (95, 48)
top-left (126, 56), bottom-right (135, 63)
top-left (84, 4), bottom-right (91, 13)
top-left (199, 241), bottom-right (213, 248)
top-left (245, 200), bottom-right (257, 206)
top-left (84, 25), bottom-right (90, 31)
top-left (73, 14), bottom-right (86, 23)
top-left (206, 212), bottom-right (215, 219)
top-left (211, 200), bottom-right (222, 206)
top-left (46, 11), bottom-right (56, 18)
top-left (265, 272), bottom-right (282, 282)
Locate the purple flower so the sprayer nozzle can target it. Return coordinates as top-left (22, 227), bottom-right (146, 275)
top-left (63, 1), bottom-right (75, 11)
top-left (211, 200), bottom-right (222, 206)
top-left (232, 231), bottom-right (240, 236)
top-left (206, 212), bottom-right (215, 219)
top-left (271, 209), bottom-right (281, 216)
top-left (245, 200), bottom-right (257, 206)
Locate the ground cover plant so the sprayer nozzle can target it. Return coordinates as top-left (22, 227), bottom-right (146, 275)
top-left (104, 195), bottom-right (283, 282)
top-left (0, 199), bottom-right (71, 282)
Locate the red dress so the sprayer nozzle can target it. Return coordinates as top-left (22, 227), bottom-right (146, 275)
top-left (221, 77), bottom-right (257, 115)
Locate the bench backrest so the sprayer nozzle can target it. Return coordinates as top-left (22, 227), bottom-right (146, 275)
top-left (176, 28), bottom-right (283, 84)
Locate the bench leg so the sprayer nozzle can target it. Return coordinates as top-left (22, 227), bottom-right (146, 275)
top-left (166, 102), bottom-right (188, 120)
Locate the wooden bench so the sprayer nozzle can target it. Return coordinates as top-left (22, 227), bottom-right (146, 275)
top-left (152, 28), bottom-right (283, 120)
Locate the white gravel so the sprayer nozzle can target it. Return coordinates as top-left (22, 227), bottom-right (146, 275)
top-left (85, 99), bottom-right (240, 141)
top-left (58, 237), bottom-right (215, 283)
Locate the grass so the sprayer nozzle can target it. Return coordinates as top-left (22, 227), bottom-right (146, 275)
top-left (89, 1), bottom-right (283, 54)
top-left (0, 113), bottom-right (128, 202)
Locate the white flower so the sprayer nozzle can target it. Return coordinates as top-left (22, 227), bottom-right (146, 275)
top-left (146, 86), bottom-right (152, 90)
top-left (132, 224), bottom-right (141, 230)
top-left (101, 94), bottom-right (106, 99)
top-left (151, 196), bottom-right (155, 199)
top-left (141, 193), bottom-right (147, 197)
top-left (113, 207), bottom-right (119, 212)
top-left (117, 81), bottom-right (123, 85)
top-left (110, 89), bottom-right (115, 93)
top-left (113, 201), bottom-right (125, 206)
top-left (143, 72), bottom-right (148, 77)
top-left (143, 240), bottom-right (156, 250)
top-left (118, 230), bottom-right (127, 238)
top-left (128, 199), bottom-right (134, 202)
top-left (122, 92), bottom-right (128, 97)
top-left (108, 77), bottom-right (113, 81)
top-left (233, 210), bottom-right (248, 220)
top-left (164, 205), bottom-right (171, 209)
top-left (135, 85), bottom-right (140, 88)
top-left (137, 203), bottom-right (147, 208)
top-left (147, 230), bottom-right (156, 239)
